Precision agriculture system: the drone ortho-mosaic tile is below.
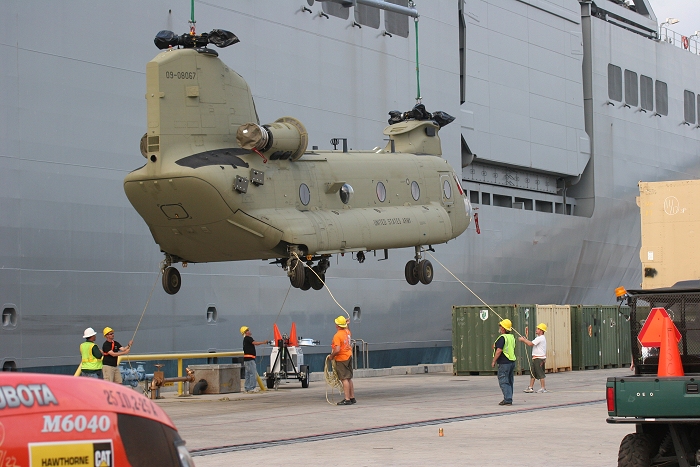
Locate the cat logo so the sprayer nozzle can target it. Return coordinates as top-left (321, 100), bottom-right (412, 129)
top-left (28, 440), bottom-right (112, 467)
top-left (93, 442), bottom-right (112, 467)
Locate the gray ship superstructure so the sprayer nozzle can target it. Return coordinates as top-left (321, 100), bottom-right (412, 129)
top-left (1, 0), bottom-right (699, 372)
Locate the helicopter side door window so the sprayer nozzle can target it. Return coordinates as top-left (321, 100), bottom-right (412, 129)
top-left (411, 181), bottom-right (420, 201)
top-left (376, 182), bottom-right (386, 202)
top-left (440, 175), bottom-right (453, 206)
top-left (299, 183), bottom-right (311, 206)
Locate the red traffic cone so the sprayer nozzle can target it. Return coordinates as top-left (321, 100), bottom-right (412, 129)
top-left (658, 316), bottom-right (684, 377)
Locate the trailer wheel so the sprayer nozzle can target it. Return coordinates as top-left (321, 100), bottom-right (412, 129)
top-left (300, 365), bottom-right (310, 388)
top-left (618, 433), bottom-right (653, 467)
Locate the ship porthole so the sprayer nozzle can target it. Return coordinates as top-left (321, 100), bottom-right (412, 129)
top-left (443, 180), bottom-right (452, 199)
top-left (340, 183), bottom-right (353, 204)
top-left (376, 182), bottom-right (386, 202)
top-left (299, 183), bottom-right (311, 206)
top-left (411, 181), bottom-right (420, 201)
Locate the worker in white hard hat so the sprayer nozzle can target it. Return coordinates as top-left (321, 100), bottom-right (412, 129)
top-left (491, 319), bottom-right (516, 406)
top-left (519, 323), bottom-right (549, 393)
top-left (328, 315), bottom-right (355, 405)
top-left (240, 326), bottom-right (266, 393)
top-left (80, 327), bottom-right (103, 378)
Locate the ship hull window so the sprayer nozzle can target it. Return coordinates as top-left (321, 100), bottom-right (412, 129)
top-left (684, 90), bottom-right (696, 124)
top-left (624, 70), bottom-right (638, 107)
top-left (608, 64), bottom-right (622, 102)
top-left (640, 75), bottom-right (653, 111)
top-left (655, 81), bottom-right (668, 116)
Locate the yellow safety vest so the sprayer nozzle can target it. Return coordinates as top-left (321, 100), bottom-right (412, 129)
top-left (493, 333), bottom-right (516, 361)
top-left (80, 341), bottom-right (103, 370)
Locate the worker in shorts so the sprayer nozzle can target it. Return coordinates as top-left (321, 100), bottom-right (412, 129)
top-left (329, 315), bottom-right (355, 405)
top-left (101, 327), bottom-right (133, 384)
top-left (519, 323), bottom-right (549, 393)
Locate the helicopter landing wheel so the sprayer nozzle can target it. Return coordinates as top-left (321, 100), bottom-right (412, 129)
top-left (289, 259), bottom-right (305, 288)
top-left (417, 259), bottom-right (433, 285)
top-left (405, 260), bottom-right (419, 285)
top-left (309, 266), bottom-right (325, 290)
top-left (162, 267), bottom-right (181, 295)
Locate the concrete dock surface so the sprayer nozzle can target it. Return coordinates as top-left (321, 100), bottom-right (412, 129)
top-left (158, 367), bottom-right (632, 466)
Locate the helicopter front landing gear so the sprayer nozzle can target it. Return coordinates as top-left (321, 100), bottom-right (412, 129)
top-left (161, 254), bottom-right (183, 295)
top-left (162, 266), bottom-right (181, 294)
top-left (404, 246), bottom-right (433, 286)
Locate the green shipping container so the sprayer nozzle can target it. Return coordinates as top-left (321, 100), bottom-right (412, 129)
top-left (452, 304), bottom-right (535, 376)
top-left (617, 305), bottom-right (632, 368)
top-left (570, 305), bottom-right (602, 370)
top-left (600, 306), bottom-right (621, 367)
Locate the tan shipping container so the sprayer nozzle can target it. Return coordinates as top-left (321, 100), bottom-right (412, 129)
top-left (535, 305), bottom-right (572, 372)
top-left (638, 180), bottom-right (700, 289)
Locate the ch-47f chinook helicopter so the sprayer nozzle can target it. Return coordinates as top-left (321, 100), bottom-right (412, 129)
top-left (124, 29), bottom-right (472, 295)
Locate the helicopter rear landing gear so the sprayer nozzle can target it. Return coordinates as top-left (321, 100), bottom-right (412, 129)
top-left (162, 266), bottom-right (181, 295)
top-left (287, 255), bottom-right (329, 291)
top-left (404, 246), bottom-right (433, 286)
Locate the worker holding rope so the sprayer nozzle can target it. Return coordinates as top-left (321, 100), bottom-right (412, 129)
top-left (328, 316), bottom-right (355, 406)
top-left (519, 323), bottom-right (549, 393)
top-left (101, 327), bottom-right (133, 384)
top-left (491, 319), bottom-right (516, 406)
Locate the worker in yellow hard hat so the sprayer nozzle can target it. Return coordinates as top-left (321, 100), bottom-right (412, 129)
top-left (491, 319), bottom-right (516, 406)
top-left (241, 326), bottom-right (266, 393)
top-left (101, 327), bottom-right (133, 384)
top-left (519, 323), bottom-right (548, 393)
top-left (329, 315), bottom-right (355, 405)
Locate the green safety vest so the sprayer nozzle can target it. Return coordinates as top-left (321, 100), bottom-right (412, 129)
top-left (493, 333), bottom-right (516, 361)
top-left (80, 341), bottom-right (103, 370)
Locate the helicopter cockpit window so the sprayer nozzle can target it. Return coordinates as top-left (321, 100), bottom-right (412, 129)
top-left (411, 181), bottom-right (420, 201)
top-left (299, 184), bottom-right (311, 206)
top-left (376, 182), bottom-right (387, 202)
top-left (443, 180), bottom-right (452, 199)
top-left (340, 183), bottom-right (353, 204)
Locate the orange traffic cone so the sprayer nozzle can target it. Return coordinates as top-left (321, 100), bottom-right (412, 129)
top-left (658, 316), bottom-right (684, 377)
top-left (273, 323), bottom-right (282, 346)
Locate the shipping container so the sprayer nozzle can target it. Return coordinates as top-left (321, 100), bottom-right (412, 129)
top-left (570, 305), bottom-right (602, 370)
top-left (638, 180), bottom-right (700, 289)
top-left (452, 305), bottom-right (535, 375)
top-left (600, 305), bottom-right (620, 367)
top-left (536, 305), bottom-right (572, 372)
top-left (617, 305), bottom-right (632, 368)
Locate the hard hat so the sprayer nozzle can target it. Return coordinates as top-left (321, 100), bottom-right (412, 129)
top-left (499, 319), bottom-right (512, 331)
top-left (103, 326), bottom-right (114, 336)
top-left (83, 327), bottom-right (97, 339)
top-left (537, 323), bottom-right (547, 332)
top-left (240, 326), bottom-right (249, 336)
top-left (334, 316), bottom-right (348, 328)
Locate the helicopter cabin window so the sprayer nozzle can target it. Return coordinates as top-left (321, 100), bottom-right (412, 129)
top-left (376, 182), bottom-right (387, 202)
top-left (411, 181), bottom-right (420, 201)
top-left (299, 184), bottom-right (311, 206)
top-left (624, 70), bottom-right (638, 107)
top-left (607, 64), bottom-right (622, 102)
top-left (640, 75), bottom-right (653, 111)
top-left (384, 0), bottom-right (410, 38)
top-left (684, 90), bottom-right (696, 124)
top-left (340, 183), bottom-right (353, 204)
top-left (443, 180), bottom-right (452, 199)
top-left (655, 80), bottom-right (668, 116)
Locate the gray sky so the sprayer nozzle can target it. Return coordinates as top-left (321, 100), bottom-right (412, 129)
top-left (650, 0), bottom-right (700, 37)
